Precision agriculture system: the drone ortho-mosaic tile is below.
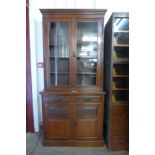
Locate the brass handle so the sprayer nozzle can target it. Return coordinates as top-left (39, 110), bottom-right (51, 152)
top-left (71, 90), bottom-right (77, 93)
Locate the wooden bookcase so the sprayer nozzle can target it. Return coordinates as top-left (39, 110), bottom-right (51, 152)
top-left (40, 9), bottom-right (107, 146)
top-left (104, 12), bottom-right (129, 151)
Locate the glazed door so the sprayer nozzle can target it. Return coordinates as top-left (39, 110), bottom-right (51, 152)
top-left (44, 19), bottom-right (72, 88)
top-left (73, 20), bottom-right (103, 87)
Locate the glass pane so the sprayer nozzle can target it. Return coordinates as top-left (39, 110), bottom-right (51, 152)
top-left (114, 17), bottom-right (129, 31)
top-left (113, 64), bottom-right (129, 76)
top-left (76, 107), bottom-right (97, 118)
top-left (113, 17), bottom-right (129, 46)
top-left (48, 108), bottom-right (68, 118)
top-left (112, 77), bottom-right (129, 89)
top-left (113, 46), bottom-right (129, 59)
top-left (114, 32), bottom-right (129, 45)
top-left (49, 21), bottom-right (70, 86)
top-left (112, 90), bottom-right (129, 102)
top-left (76, 22), bottom-right (98, 85)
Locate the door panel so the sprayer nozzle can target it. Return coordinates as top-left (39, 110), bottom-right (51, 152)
top-left (72, 104), bottom-right (99, 138)
top-left (73, 119), bottom-right (98, 137)
top-left (47, 120), bottom-right (70, 138)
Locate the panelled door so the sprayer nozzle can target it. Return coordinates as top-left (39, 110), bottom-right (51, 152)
top-left (71, 95), bottom-right (103, 139)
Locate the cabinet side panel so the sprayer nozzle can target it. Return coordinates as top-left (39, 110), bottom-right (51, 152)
top-left (103, 20), bottom-right (113, 147)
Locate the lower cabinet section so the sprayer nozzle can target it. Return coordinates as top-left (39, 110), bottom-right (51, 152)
top-left (41, 90), bottom-right (105, 146)
top-left (108, 105), bottom-right (129, 151)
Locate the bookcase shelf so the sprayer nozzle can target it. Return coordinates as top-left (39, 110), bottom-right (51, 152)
top-left (104, 12), bottom-right (129, 151)
top-left (113, 59), bottom-right (129, 63)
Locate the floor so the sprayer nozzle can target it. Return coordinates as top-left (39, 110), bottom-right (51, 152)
top-left (26, 133), bottom-right (129, 155)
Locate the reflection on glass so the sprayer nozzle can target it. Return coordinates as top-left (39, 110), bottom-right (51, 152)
top-left (113, 77), bottom-right (129, 88)
top-left (77, 22), bottom-right (98, 58)
top-left (76, 22), bottom-right (98, 85)
top-left (49, 22), bottom-right (70, 86)
top-left (77, 74), bottom-right (96, 85)
top-left (114, 32), bottom-right (129, 45)
top-left (113, 64), bottom-right (129, 76)
top-left (77, 58), bottom-right (97, 72)
top-left (113, 47), bottom-right (129, 59)
top-left (112, 90), bottom-right (129, 102)
top-left (114, 17), bottom-right (129, 31)
top-left (49, 22), bottom-right (70, 57)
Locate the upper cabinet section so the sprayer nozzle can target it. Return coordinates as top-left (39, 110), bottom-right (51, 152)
top-left (40, 9), bottom-right (106, 90)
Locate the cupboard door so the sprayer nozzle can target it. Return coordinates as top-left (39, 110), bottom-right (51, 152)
top-left (44, 104), bottom-right (71, 138)
top-left (75, 20), bottom-right (102, 86)
top-left (72, 104), bottom-right (102, 138)
top-left (47, 20), bottom-right (72, 87)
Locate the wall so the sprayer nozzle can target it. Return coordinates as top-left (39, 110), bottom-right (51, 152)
top-left (29, 0), bottom-right (130, 132)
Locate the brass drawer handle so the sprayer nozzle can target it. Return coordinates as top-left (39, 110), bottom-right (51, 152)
top-left (71, 91), bottom-right (77, 93)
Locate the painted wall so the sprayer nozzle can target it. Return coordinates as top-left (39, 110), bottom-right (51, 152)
top-left (29, 0), bottom-right (129, 132)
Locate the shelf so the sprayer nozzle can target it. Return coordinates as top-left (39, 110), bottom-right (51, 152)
top-left (113, 59), bottom-right (129, 64)
top-left (49, 44), bottom-right (69, 47)
top-left (50, 72), bottom-right (69, 74)
top-left (113, 64), bottom-right (129, 74)
top-left (114, 31), bottom-right (129, 33)
top-left (112, 101), bottom-right (129, 105)
top-left (112, 88), bottom-right (129, 90)
top-left (112, 90), bottom-right (129, 102)
top-left (77, 41), bottom-right (97, 44)
top-left (112, 96), bottom-right (129, 102)
top-left (50, 57), bottom-right (69, 59)
top-left (114, 44), bottom-right (129, 47)
top-left (112, 47), bottom-right (129, 59)
top-left (77, 57), bottom-right (97, 59)
top-left (113, 75), bottom-right (129, 77)
top-left (77, 72), bottom-right (96, 75)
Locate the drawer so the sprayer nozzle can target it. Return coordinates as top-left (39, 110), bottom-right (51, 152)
top-left (74, 96), bottom-right (102, 103)
top-left (43, 95), bottom-right (71, 103)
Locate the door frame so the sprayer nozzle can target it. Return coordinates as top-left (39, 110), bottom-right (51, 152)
top-left (26, 0), bottom-right (34, 132)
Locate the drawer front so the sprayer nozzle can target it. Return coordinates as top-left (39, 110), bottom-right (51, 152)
top-left (43, 95), bottom-right (71, 103)
top-left (76, 105), bottom-right (98, 119)
top-left (74, 96), bottom-right (102, 103)
top-left (48, 107), bottom-right (69, 119)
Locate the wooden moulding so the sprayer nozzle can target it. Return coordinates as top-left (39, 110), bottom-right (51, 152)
top-left (40, 9), bottom-right (107, 16)
top-left (43, 139), bottom-right (104, 147)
